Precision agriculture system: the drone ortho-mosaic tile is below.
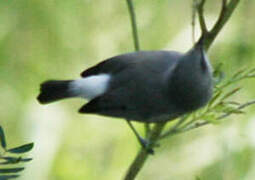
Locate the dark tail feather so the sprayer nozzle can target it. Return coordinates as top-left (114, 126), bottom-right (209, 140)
top-left (37, 80), bottom-right (73, 104)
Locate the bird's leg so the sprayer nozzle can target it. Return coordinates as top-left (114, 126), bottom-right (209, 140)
top-left (126, 120), bottom-right (154, 154)
top-left (145, 123), bottom-right (151, 138)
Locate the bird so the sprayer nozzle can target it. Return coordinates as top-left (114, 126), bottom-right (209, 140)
top-left (37, 39), bottom-right (213, 153)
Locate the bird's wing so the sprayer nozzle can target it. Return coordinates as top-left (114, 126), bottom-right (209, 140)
top-left (80, 50), bottom-right (182, 77)
top-left (80, 53), bottom-right (138, 78)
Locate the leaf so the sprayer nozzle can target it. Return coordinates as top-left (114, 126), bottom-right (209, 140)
top-left (0, 126), bottom-right (7, 149)
top-left (213, 63), bottom-right (225, 83)
top-left (246, 67), bottom-right (255, 74)
top-left (0, 157), bottom-right (32, 165)
top-left (213, 72), bottom-right (225, 85)
top-left (203, 114), bottom-right (220, 125)
top-left (221, 87), bottom-right (241, 101)
top-left (213, 103), bottom-right (225, 113)
top-left (2, 157), bottom-right (21, 164)
top-left (213, 63), bottom-right (223, 76)
top-left (229, 109), bottom-right (245, 114)
top-left (224, 101), bottom-right (240, 106)
top-left (0, 168), bottom-right (24, 174)
top-left (0, 175), bottom-right (19, 180)
top-left (208, 90), bottom-right (222, 107)
top-left (19, 158), bottom-right (33, 162)
top-left (232, 68), bottom-right (246, 79)
top-left (7, 143), bottom-right (34, 154)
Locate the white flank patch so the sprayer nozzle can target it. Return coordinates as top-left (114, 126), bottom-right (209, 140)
top-left (69, 74), bottom-right (111, 100)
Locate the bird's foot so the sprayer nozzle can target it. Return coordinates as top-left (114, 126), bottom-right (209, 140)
top-left (139, 137), bottom-right (154, 155)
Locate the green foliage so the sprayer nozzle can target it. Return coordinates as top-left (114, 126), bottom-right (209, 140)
top-left (7, 144), bottom-right (34, 154)
top-left (0, 126), bottom-right (33, 179)
top-left (0, 0), bottom-right (255, 179)
top-left (0, 175), bottom-right (20, 180)
top-left (0, 127), bottom-right (6, 150)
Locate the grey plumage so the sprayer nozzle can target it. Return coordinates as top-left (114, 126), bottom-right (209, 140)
top-left (38, 43), bottom-right (213, 123)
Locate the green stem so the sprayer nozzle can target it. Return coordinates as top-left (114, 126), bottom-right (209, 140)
top-left (124, 123), bottom-right (166, 180)
top-left (126, 0), bottom-right (149, 149)
top-left (197, 0), bottom-right (208, 34)
top-left (126, 0), bottom-right (140, 51)
top-left (203, 0), bottom-right (240, 51)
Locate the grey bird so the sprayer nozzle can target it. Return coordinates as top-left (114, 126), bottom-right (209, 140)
top-left (37, 40), bottom-right (213, 153)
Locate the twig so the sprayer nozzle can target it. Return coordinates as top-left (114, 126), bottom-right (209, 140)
top-left (197, 0), bottom-right (241, 51)
top-left (124, 123), bottom-right (166, 180)
top-left (182, 99), bottom-right (255, 132)
top-left (217, 99), bottom-right (255, 120)
top-left (126, 0), bottom-right (149, 143)
top-left (197, 0), bottom-right (208, 34)
top-left (125, 1), bottom-right (158, 179)
top-left (192, 0), bottom-right (197, 44)
top-left (157, 99), bottom-right (255, 141)
top-left (126, 0), bottom-right (140, 51)
top-left (160, 115), bottom-right (188, 139)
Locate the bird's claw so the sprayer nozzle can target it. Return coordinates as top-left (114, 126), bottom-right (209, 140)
top-left (139, 138), bottom-right (155, 155)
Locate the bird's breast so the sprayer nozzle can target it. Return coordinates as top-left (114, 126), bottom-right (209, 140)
top-left (167, 71), bottom-right (213, 112)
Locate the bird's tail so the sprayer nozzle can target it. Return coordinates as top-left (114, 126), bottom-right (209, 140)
top-left (37, 80), bottom-right (73, 104)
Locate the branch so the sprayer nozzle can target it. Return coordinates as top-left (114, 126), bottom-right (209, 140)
top-left (197, 0), bottom-right (240, 51)
top-left (192, 0), bottom-right (197, 44)
top-left (197, 0), bottom-right (208, 34)
top-left (217, 99), bottom-right (255, 120)
top-left (126, 0), bottom-right (151, 157)
top-left (124, 123), bottom-right (166, 180)
top-left (124, 0), bottom-right (242, 179)
top-left (181, 99), bottom-right (255, 132)
top-left (126, 0), bottom-right (140, 51)
top-left (158, 99), bottom-right (255, 141)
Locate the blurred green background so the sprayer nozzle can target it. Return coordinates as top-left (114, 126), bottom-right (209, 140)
top-left (0, 0), bottom-right (255, 179)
